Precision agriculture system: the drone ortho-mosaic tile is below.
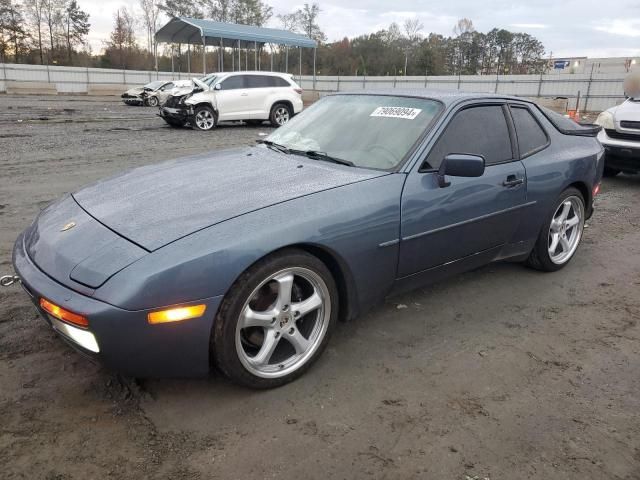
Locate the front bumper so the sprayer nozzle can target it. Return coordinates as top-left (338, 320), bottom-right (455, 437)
top-left (160, 105), bottom-right (193, 121)
top-left (597, 129), bottom-right (640, 172)
top-left (12, 231), bottom-right (223, 378)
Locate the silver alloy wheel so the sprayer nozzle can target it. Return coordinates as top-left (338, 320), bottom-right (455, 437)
top-left (548, 195), bottom-right (584, 265)
top-left (195, 109), bottom-right (215, 130)
top-left (274, 106), bottom-right (290, 125)
top-left (147, 96), bottom-right (158, 107)
top-left (235, 267), bottom-right (330, 379)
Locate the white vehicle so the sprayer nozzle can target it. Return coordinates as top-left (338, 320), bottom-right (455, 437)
top-left (595, 73), bottom-right (640, 176)
top-left (160, 71), bottom-right (304, 130)
top-left (122, 80), bottom-right (191, 107)
top-left (144, 80), bottom-right (193, 107)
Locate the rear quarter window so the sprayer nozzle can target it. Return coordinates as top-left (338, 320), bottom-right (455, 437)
top-left (510, 106), bottom-right (549, 157)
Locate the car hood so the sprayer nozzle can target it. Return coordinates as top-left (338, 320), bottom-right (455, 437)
top-left (610, 99), bottom-right (640, 122)
top-left (73, 147), bottom-right (387, 251)
top-left (125, 86), bottom-right (144, 96)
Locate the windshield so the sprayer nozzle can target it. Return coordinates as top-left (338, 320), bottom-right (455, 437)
top-left (266, 95), bottom-right (442, 170)
top-left (201, 74), bottom-right (218, 86)
top-left (144, 81), bottom-right (165, 90)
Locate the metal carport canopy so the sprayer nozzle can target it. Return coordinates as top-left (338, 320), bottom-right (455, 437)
top-left (155, 17), bottom-right (317, 48)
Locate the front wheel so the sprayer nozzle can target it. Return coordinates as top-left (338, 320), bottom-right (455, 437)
top-left (212, 249), bottom-right (338, 389)
top-left (526, 187), bottom-right (585, 272)
top-left (145, 96), bottom-right (159, 107)
top-left (269, 103), bottom-right (292, 127)
top-left (193, 105), bottom-right (217, 131)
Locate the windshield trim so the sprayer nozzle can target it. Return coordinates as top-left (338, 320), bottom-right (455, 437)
top-left (289, 93), bottom-right (446, 173)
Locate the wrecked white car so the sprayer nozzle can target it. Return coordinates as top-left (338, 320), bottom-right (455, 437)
top-left (595, 74), bottom-right (640, 176)
top-left (121, 80), bottom-right (189, 107)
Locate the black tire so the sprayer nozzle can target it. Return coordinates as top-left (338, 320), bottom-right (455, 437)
top-left (162, 117), bottom-right (185, 128)
top-left (193, 105), bottom-right (217, 131)
top-left (526, 187), bottom-right (585, 272)
top-left (269, 103), bottom-right (292, 127)
top-left (212, 249), bottom-right (338, 389)
top-left (603, 166), bottom-right (621, 177)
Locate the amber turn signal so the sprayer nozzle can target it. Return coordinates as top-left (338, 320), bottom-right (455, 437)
top-left (40, 298), bottom-right (89, 328)
top-left (147, 304), bottom-right (207, 324)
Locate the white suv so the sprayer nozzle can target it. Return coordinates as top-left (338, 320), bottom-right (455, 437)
top-left (160, 71), bottom-right (304, 131)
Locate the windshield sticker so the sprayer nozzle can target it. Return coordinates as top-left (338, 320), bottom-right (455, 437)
top-left (370, 107), bottom-right (422, 120)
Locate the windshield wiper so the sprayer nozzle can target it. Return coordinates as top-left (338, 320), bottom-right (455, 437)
top-left (256, 139), bottom-right (290, 155)
top-left (291, 149), bottom-right (354, 167)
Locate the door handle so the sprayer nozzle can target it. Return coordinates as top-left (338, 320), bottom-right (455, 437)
top-left (240, 93), bottom-right (249, 96)
top-left (502, 175), bottom-right (524, 187)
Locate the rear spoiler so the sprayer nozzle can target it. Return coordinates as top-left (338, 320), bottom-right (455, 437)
top-left (536, 106), bottom-right (601, 137)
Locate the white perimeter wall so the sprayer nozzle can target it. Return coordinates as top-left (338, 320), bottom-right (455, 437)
top-left (0, 63), bottom-right (630, 112)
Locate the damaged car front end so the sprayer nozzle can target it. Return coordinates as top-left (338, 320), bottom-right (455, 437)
top-left (159, 75), bottom-right (216, 127)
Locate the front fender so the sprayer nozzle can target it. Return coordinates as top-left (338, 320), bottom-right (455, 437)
top-left (94, 174), bottom-right (405, 314)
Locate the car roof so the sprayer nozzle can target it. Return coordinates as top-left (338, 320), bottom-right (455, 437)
top-left (217, 71), bottom-right (293, 78)
top-left (332, 89), bottom-right (531, 107)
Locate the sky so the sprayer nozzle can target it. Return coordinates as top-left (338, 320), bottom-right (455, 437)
top-left (79, 0), bottom-right (640, 58)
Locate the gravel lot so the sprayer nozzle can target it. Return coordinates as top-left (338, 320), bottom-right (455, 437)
top-left (1, 95), bottom-right (639, 480)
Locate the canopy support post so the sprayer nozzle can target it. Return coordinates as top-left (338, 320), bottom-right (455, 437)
top-left (220, 38), bottom-right (224, 71)
top-left (254, 41), bottom-right (257, 70)
top-left (171, 44), bottom-right (174, 76)
top-left (270, 44), bottom-right (273, 71)
top-left (187, 44), bottom-right (191, 74)
top-left (313, 47), bottom-right (316, 90)
top-left (246, 46), bottom-right (248, 70)
top-left (238, 40), bottom-right (240, 71)
top-left (285, 46), bottom-right (289, 73)
top-left (299, 47), bottom-right (302, 82)
top-left (202, 36), bottom-right (206, 75)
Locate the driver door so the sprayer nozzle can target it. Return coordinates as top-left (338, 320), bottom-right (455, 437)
top-left (398, 103), bottom-right (528, 277)
top-left (216, 75), bottom-right (250, 121)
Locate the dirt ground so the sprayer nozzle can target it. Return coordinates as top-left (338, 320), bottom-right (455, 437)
top-left (0, 94), bottom-right (639, 480)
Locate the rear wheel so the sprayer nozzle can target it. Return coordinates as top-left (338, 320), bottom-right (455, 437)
top-left (193, 105), bottom-right (217, 131)
top-left (269, 103), bottom-right (292, 127)
top-left (526, 187), bottom-right (585, 272)
top-left (212, 249), bottom-right (338, 389)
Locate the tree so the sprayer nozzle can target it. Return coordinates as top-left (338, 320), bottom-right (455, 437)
top-left (159, 0), bottom-right (201, 18)
top-left (230, 0), bottom-right (272, 26)
top-left (62, 0), bottom-right (88, 63)
top-left (277, 11), bottom-right (298, 31)
top-left (402, 18), bottom-right (423, 74)
top-left (295, 3), bottom-right (325, 43)
top-left (42, 0), bottom-right (64, 60)
top-left (0, 0), bottom-right (29, 62)
top-left (24, 0), bottom-right (44, 63)
top-left (139, 0), bottom-right (160, 66)
top-left (104, 7), bottom-right (137, 68)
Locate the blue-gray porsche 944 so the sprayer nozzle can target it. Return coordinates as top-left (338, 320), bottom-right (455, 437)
top-left (11, 91), bottom-right (603, 388)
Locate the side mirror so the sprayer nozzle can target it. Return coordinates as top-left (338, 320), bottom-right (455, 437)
top-left (437, 154), bottom-right (485, 188)
top-left (214, 83), bottom-right (222, 90)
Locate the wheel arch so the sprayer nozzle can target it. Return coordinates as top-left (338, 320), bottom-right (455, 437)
top-left (223, 242), bottom-right (359, 323)
top-left (271, 100), bottom-right (294, 114)
top-left (567, 180), bottom-right (591, 216)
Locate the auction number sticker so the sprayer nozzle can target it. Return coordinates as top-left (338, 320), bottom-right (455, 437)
top-left (370, 106), bottom-right (422, 120)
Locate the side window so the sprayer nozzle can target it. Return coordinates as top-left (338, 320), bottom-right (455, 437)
top-left (510, 106), bottom-right (549, 157)
top-left (161, 82), bottom-right (173, 91)
top-left (272, 76), bottom-right (291, 87)
top-left (220, 75), bottom-right (246, 90)
top-left (424, 105), bottom-right (513, 170)
top-left (246, 75), bottom-right (272, 88)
